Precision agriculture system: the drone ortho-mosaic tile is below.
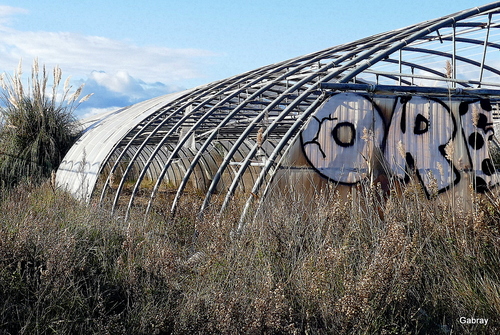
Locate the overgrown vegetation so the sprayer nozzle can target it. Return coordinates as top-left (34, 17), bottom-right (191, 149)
top-left (1, 59), bottom-right (499, 334)
top-left (1, 178), bottom-right (499, 334)
top-left (0, 60), bottom-right (90, 186)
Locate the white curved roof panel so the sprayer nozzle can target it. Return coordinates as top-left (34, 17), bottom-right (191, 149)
top-left (56, 89), bottom-right (195, 200)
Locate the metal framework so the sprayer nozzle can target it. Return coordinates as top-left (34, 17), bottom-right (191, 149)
top-left (57, 2), bottom-right (500, 220)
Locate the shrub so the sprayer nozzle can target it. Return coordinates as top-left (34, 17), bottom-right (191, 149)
top-left (0, 59), bottom-right (91, 186)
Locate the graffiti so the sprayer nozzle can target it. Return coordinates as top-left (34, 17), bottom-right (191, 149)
top-left (301, 92), bottom-right (499, 195)
top-left (385, 96), bottom-right (460, 195)
top-left (301, 93), bottom-right (385, 184)
top-left (459, 99), bottom-right (496, 192)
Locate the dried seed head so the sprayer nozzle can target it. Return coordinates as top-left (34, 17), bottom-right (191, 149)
top-left (0, 73), bottom-right (6, 90)
top-left (63, 75), bottom-right (71, 93)
top-left (51, 170), bottom-right (57, 189)
top-left (445, 60), bottom-right (453, 79)
top-left (436, 162), bottom-right (444, 177)
top-left (471, 104), bottom-right (480, 126)
top-left (8, 95), bottom-right (18, 108)
top-left (109, 172), bottom-right (115, 187)
top-left (70, 85), bottom-right (83, 102)
top-left (397, 140), bottom-right (406, 159)
top-left (444, 140), bottom-right (454, 161)
top-left (54, 65), bottom-right (62, 88)
top-left (361, 127), bottom-right (373, 142)
top-left (256, 127), bottom-right (264, 147)
top-left (32, 58), bottom-right (39, 77)
top-left (14, 75), bottom-right (23, 99)
top-left (427, 170), bottom-right (439, 196)
top-left (79, 93), bottom-right (93, 104)
top-left (16, 59), bottom-right (22, 77)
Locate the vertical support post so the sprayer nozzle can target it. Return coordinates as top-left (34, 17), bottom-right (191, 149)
top-left (399, 49), bottom-right (402, 86)
top-left (478, 13), bottom-right (492, 87)
top-left (452, 23), bottom-right (457, 88)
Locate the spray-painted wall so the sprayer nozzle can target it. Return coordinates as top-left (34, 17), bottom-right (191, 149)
top-left (278, 92), bottom-right (498, 198)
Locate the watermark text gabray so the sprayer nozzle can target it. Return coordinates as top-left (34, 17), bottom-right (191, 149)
top-left (459, 317), bottom-right (488, 325)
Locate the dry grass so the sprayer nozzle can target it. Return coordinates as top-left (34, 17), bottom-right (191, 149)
top-left (1, 177), bottom-right (500, 334)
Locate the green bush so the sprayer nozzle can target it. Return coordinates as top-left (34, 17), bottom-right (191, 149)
top-left (0, 59), bottom-right (91, 186)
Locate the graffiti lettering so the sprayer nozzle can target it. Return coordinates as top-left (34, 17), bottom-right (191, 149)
top-left (385, 96), bottom-right (460, 196)
top-left (301, 93), bottom-right (385, 184)
top-left (459, 99), bottom-right (497, 192)
top-left (301, 92), bottom-right (499, 196)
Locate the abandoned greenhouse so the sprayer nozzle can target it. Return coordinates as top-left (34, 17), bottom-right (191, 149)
top-left (57, 2), bottom-right (500, 220)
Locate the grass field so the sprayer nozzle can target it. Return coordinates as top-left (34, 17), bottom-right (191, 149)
top-left (1, 179), bottom-right (500, 334)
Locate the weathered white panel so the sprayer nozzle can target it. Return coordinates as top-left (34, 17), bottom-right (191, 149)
top-left (301, 92), bottom-right (385, 184)
top-left (459, 100), bottom-right (499, 191)
top-left (56, 89), bottom-right (193, 200)
top-left (385, 96), bottom-right (457, 194)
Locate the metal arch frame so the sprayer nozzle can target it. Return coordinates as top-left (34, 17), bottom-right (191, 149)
top-left (107, 104), bottom-right (184, 212)
top-left (100, 68), bottom-right (273, 208)
top-left (200, 15), bottom-right (439, 214)
top-left (437, 37), bottom-right (500, 53)
top-left (236, 4), bottom-right (500, 224)
top-left (122, 61), bottom-right (295, 218)
top-left (97, 88), bottom-right (199, 205)
top-left (56, 2), bottom-right (500, 221)
top-left (338, 8), bottom-right (500, 84)
top-left (165, 49), bottom-right (347, 216)
top-left (207, 137), bottom-right (263, 193)
top-left (161, 5), bottom-right (497, 216)
top-left (233, 11), bottom-right (500, 213)
top-left (401, 47), bottom-right (500, 79)
top-left (254, 107), bottom-right (327, 221)
top-left (62, 94), bottom-right (190, 202)
top-left (238, 94), bottom-right (327, 229)
top-left (142, 58), bottom-right (327, 217)
top-left (106, 67), bottom-right (273, 215)
top-left (378, 58), bottom-right (461, 85)
top-left (136, 33), bottom-right (392, 217)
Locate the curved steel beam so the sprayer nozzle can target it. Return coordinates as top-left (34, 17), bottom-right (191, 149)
top-left (237, 94), bottom-right (326, 228)
top-left (167, 49), bottom-right (346, 216)
top-left (126, 61), bottom-right (293, 219)
top-left (401, 47), bottom-right (500, 78)
top-left (338, 4), bottom-right (500, 83)
top-left (210, 18), bottom-right (440, 214)
top-left (76, 1), bottom-right (500, 223)
top-left (233, 7), bottom-right (499, 225)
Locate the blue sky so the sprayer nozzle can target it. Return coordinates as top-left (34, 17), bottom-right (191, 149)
top-left (0, 0), bottom-right (491, 118)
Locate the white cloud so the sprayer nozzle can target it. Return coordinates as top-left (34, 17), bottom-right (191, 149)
top-left (0, 6), bottom-right (28, 26)
top-left (0, 29), bottom-right (215, 84)
top-left (74, 70), bottom-right (182, 119)
top-left (0, 7), bottom-right (216, 119)
top-left (91, 71), bottom-right (139, 93)
top-left (79, 106), bottom-right (123, 120)
top-left (86, 70), bottom-right (177, 99)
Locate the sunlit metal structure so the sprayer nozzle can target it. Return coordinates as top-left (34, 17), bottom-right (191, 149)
top-left (57, 2), bottom-right (500, 221)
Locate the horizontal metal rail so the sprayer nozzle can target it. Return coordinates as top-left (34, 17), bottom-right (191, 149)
top-left (319, 82), bottom-right (500, 97)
